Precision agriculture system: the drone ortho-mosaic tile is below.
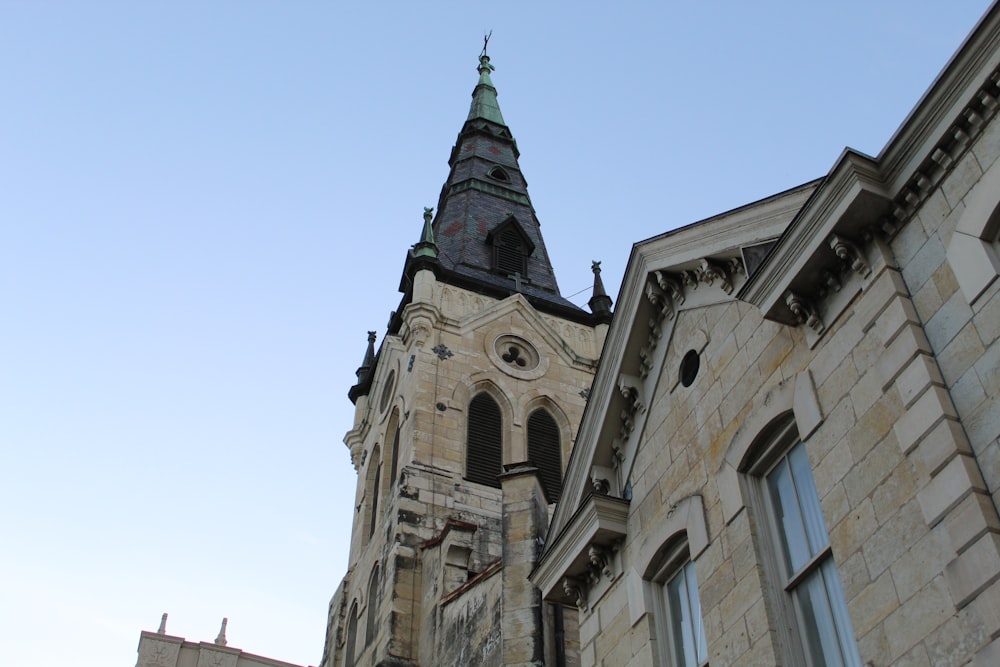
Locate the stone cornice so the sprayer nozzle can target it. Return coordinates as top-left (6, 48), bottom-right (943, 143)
top-left (879, 4), bottom-right (1000, 197)
top-left (546, 184), bottom-right (812, 541)
top-left (739, 151), bottom-right (890, 327)
top-left (530, 493), bottom-right (629, 607)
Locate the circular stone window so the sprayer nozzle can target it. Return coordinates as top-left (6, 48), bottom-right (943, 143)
top-left (379, 369), bottom-right (396, 413)
top-left (493, 335), bottom-right (540, 372)
top-left (680, 349), bottom-right (700, 388)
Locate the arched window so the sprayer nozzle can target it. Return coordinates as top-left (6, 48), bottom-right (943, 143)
top-left (365, 566), bottom-right (380, 646)
top-left (368, 463), bottom-right (381, 539)
top-left (636, 496), bottom-right (710, 667)
top-left (387, 409), bottom-right (401, 488)
top-left (466, 393), bottom-right (502, 488)
top-left (527, 408), bottom-right (562, 503)
top-left (344, 601), bottom-right (359, 666)
top-left (486, 165), bottom-right (510, 182)
top-left (651, 539), bottom-right (707, 667)
top-left (747, 416), bottom-right (861, 667)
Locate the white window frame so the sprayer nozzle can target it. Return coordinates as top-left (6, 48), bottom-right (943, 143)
top-left (748, 419), bottom-right (861, 667)
top-left (652, 541), bottom-right (708, 667)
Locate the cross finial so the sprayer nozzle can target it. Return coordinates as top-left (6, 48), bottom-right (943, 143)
top-left (481, 30), bottom-right (492, 57)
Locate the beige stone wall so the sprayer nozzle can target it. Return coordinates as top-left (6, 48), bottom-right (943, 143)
top-left (328, 274), bottom-right (601, 666)
top-left (897, 110), bottom-right (1000, 507)
top-left (572, 111), bottom-right (1000, 667)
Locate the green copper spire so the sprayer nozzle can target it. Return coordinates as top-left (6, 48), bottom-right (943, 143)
top-left (467, 55), bottom-right (506, 125)
top-left (410, 207), bottom-right (438, 260)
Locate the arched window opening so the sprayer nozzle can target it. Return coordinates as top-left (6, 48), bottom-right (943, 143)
top-left (486, 165), bottom-right (511, 182)
top-left (747, 416), bottom-right (862, 667)
top-left (466, 393), bottom-right (502, 488)
top-left (366, 445), bottom-right (382, 541)
top-left (527, 408), bottom-right (562, 503)
top-left (650, 539), bottom-right (707, 667)
top-left (344, 602), bottom-right (359, 666)
top-left (386, 409), bottom-right (401, 488)
top-left (365, 567), bottom-right (380, 646)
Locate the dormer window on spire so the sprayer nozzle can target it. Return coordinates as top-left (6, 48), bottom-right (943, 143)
top-left (487, 217), bottom-right (535, 281)
top-left (486, 165), bottom-right (510, 183)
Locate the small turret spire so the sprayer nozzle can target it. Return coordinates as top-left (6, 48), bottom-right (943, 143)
top-left (356, 331), bottom-right (376, 381)
top-left (348, 331), bottom-right (377, 404)
top-left (410, 207), bottom-right (438, 260)
top-left (588, 261), bottom-right (613, 321)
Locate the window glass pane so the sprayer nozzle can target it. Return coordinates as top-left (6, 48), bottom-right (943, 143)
top-left (664, 561), bottom-right (707, 667)
top-left (822, 559), bottom-right (863, 667)
top-left (796, 567), bottom-right (840, 667)
top-left (667, 570), bottom-right (696, 666)
top-left (788, 442), bottom-right (829, 556)
top-left (683, 561), bottom-right (708, 664)
top-left (767, 457), bottom-right (811, 575)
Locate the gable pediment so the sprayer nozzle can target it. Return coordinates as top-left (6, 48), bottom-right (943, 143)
top-left (546, 180), bottom-right (815, 543)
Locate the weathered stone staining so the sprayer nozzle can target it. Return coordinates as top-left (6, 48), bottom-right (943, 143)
top-left (531, 5), bottom-right (1000, 665)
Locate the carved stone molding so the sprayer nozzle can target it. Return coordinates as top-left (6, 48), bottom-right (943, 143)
top-left (828, 233), bottom-right (871, 278)
top-left (563, 577), bottom-right (588, 610)
top-left (784, 290), bottom-right (825, 334)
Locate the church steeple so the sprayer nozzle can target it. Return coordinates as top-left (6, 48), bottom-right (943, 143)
top-left (467, 55), bottom-right (505, 125)
top-left (398, 52), bottom-right (593, 325)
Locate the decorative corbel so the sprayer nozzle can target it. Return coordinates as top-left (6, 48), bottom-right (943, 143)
top-left (610, 438), bottom-right (626, 466)
top-left (618, 375), bottom-right (645, 415)
top-left (817, 269), bottom-right (842, 297)
top-left (654, 270), bottom-right (685, 306)
top-left (563, 577), bottom-right (588, 610)
top-left (638, 343), bottom-right (655, 379)
top-left (619, 409), bottom-right (636, 438)
top-left (828, 233), bottom-right (871, 277)
top-left (698, 257), bottom-right (734, 294)
top-left (785, 290), bottom-right (825, 334)
top-left (680, 270), bottom-right (699, 290)
top-left (588, 544), bottom-right (613, 580)
top-left (590, 472), bottom-right (610, 495)
top-left (645, 280), bottom-right (674, 326)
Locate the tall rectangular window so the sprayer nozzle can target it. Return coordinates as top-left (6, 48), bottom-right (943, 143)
top-left (662, 560), bottom-right (708, 666)
top-left (762, 438), bottom-right (861, 667)
top-left (653, 542), bottom-right (707, 667)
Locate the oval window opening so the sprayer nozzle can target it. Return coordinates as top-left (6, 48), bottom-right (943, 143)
top-left (680, 350), bottom-right (700, 388)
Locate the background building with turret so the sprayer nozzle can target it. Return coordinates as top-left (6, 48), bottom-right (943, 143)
top-left (322, 6), bottom-right (1000, 666)
top-left (319, 54), bottom-right (612, 667)
top-left (132, 5), bottom-right (1000, 666)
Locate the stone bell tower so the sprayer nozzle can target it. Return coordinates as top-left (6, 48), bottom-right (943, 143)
top-left (320, 51), bottom-right (612, 667)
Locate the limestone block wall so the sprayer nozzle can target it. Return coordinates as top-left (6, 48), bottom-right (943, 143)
top-left (575, 226), bottom-right (999, 665)
top-left (895, 110), bottom-right (1000, 506)
top-left (329, 275), bottom-right (602, 666)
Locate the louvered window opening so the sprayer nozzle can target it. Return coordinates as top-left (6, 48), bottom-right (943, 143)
top-left (495, 229), bottom-right (527, 277)
top-left (527, 408), bottom-right (562, 503)
top-left (466, 393), bottom-right (503, 488)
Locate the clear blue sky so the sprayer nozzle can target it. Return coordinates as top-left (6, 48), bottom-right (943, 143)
top-left (1, 2), bottom-right (992, 666)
